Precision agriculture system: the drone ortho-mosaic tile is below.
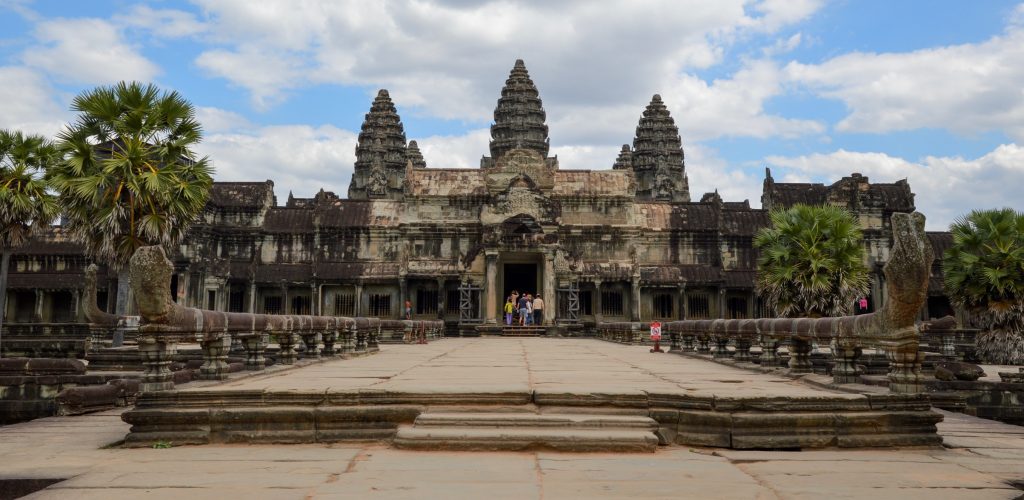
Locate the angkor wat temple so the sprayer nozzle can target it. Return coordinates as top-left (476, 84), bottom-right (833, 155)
top-left (3, 60), bottom-right (955, 336)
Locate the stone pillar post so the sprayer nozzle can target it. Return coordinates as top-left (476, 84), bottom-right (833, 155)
top-left (313, 283), bottom-right (321, 316)
top-left (322, 328), bottom-right (338, 356)
top-left (399, 275), bottom-right (409, 319)
top-left (34, 289), bottom-right (44, 322)
top-left (543, 253), bottom-right (555, 325)
top-left (712, 336), bottom-right (729, 359)
top-left (72, 289), bottom-right (82, 322)
top-left (678, 285), bottom-right (687, 320)
top-left (243, 333), bottom-right (268, 370)
top-left (277, 332), bottom-right (298, 365)
top-left (484, 251), bottom-right (499, 324)
top-left (355, 283), bottom-right (364, 316)
top-left (301, 332), bottom-right (321, 359)
top-left (887, 344), bottom-right (924, 393)
top-left (831, 341), bottom-right (862, 384)
top-left (199, 336), bottom-right (231, 380)
top-left (718, 289), bottom-right (726, 319)
top-left (734, 337), bottom-right (752, 363)
top-left (630, 279), bottom-right (641, 321)
top-left (249, 281), bottom-right (257, 313)
top-left (436, 278), bottom-right (446, 319)
top-left (682, 333), bottom-right (695, 351)
top-left (788, 338), bottom-right (813, 374)
top-left (594, 281), bottom-right (603, 324)
top-left (760, 337), bottom-right (780, 367)
top-left (341, 323), bottom-right (356, 355)
top-left (138, 336), bottom-right (178, 392)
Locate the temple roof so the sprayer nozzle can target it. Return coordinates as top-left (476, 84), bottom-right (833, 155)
top-left (406, 140), bottom-right (427, 169)
top-left (207, 181), bottom-right (274, 209)
top-left (406, 169), bottom-right (488, 196)
top-left (489, 59), bottom-right (549, 159)
top-left (551, 170), bottom-right (634, 197)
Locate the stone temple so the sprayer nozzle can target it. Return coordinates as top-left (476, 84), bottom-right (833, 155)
top-left (2, 59), bottom-right (955, 339)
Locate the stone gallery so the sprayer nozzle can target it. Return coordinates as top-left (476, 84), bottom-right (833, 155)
top-left (3, 60), bottom-right (953, 336)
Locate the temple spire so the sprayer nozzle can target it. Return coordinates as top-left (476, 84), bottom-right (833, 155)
top-left (489, 59), bottom-right (549, 160)
top-left (612, 144), bottom-right (633, 170)
top-left (348, 89), bottom-right (408, 199)
top-left (406, 140), bottom-right (427, 169)
top-left (630, 94), bottom-right (690, 202)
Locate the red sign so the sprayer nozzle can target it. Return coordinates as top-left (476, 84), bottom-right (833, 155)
top-left (650, 321), bottom-right (662, 340)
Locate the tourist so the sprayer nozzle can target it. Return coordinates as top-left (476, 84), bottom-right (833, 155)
top-left (404, 299), bottom-right (412, 320)
top-left (517, 293), bottom-right (529, 326)
top-left (533, 294), bottom-right (544, 325)
top-left (511, 290), bottom-right (519, 323)
top-left (525, 294), bottom-right (534, 325)
top-left (504, 297), bottom-right (514, 325)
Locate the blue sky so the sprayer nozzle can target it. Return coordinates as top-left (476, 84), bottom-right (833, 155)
top-left (1, 0), bottom-right (1023, 229)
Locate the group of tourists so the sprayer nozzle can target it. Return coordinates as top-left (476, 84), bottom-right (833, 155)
top-left (505, 290), bottom-right (544, 326)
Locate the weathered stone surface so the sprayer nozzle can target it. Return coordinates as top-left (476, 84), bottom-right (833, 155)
top-left (936, 360), bottom-right (987, 381)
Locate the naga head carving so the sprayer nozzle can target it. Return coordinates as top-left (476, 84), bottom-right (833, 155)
top-left (880, 212), bottom-right (933, 328)
top-left (129, 246), bottom-right (175, 324)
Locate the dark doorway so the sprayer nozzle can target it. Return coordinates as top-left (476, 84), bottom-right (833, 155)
top-left (504, 263), bottom-right (538, 299)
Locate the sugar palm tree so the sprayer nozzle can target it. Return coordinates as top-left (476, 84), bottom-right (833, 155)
top-left (943, 208), bottom-right (1024, 365)
top-left (51, 82), bottom-right (213, 315)
top-left (0, 130), bottom-right (61, 355)
top-left (755, 204), bottom-right (870, 318)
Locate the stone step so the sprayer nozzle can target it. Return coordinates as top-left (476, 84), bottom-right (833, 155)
top-left (394, 426), bottom-right (659, 452)
top-left (414, 412), bottom-right (658, 430)
top-left (501, 327), bottom-right (545, 337)
top-left (393, 412), bottom-right (660, 452)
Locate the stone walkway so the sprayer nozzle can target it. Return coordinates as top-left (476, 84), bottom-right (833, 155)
top-left (1, 339), bottom-right (1022, 499)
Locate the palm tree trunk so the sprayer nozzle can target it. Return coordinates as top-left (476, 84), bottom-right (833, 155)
top-left (0, 250), bottom-right (10, 358)
top-left (115, 267), bottom-right (132, 316)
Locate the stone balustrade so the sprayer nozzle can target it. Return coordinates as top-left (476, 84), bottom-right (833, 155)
top-left (127, 246), bottom-right (388, 392)
top-left (595, 322), bottom-right (646, 344)
top-left (660, 212), bottom-right (934, 394)
top-left (377, 319), bottom-right (446, 344)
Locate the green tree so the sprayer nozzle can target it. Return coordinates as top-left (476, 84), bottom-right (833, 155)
top-left (943, 208), bottom-right (1024, 365)
top-left (755, 204), bottom-right (870, 318)
top-left (0, 130), bottom-right (61, 355)
top-left (50, 82), bottom-right (213, 315)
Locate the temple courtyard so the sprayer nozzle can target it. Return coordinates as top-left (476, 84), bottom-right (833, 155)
top-left (2, 338), bottom-right (1024, 499)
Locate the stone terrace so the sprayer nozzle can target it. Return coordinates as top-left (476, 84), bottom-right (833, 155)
top-left (1, 339), bottom-right (1023, 498)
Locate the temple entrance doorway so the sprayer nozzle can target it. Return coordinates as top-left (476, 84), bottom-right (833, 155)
top-left (503, 263), bottom-right (538, 302)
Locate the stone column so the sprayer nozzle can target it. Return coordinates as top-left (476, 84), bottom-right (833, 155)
top-left (138, 336), bottom-right (178, 392)
top-left (436, 278), bottom-right (446, 319)
top-left (301, 332), bottom-right (321, 359)
top-left (543, 253), bottom-right (555, 325)
top-left (199, 336), bottom-right (231, 380)
top-left (399, 275), bottom-right (409, 319)
top-left (760, 337), bottom-right (780, 367)
top-left (630, 279), bottom-right (641, 321)
top-left (355, 283), bottom-right (364, 316)
top-left (831, 341), bottom-right (862, 384)
top-left (594, 281), bottom-right (604, 324)
top-left (71, 289), bottom-right (82, 322)
top-left (249, 281), bottom-right (257, 313)
top-left (243, 333), bottom-right (268, 370)
top-left (34, 289), bottom-right (44, 322)
top-left (484, 251), bottom-right (499, 324)
top-left (788, 338), bottom-right (813, 374)
top-left (887, 344), bottom-right (924, 393)
top-left (678, 285), bottom-right (687, 320)
top-left (313, 283), bottom-right (321, 316)
top-left (277, 332), bottom-right (298, 364)
top-left (718, 289), bottom-right (726, 319)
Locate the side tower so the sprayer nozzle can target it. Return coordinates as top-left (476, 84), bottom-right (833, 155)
top-left (628, 94), bottom-right (690, 202)
top-left (348, 89), bottom-right (409, 200)
top-left (481, 59), bottom-right (555, 167)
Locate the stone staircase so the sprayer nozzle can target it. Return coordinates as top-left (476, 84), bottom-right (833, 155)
top-left (501, 326), bottom-right (545, 337)
top-left (393, 412), bottom-right (660, 452)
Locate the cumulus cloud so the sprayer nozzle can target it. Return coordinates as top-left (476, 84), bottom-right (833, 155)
top-left (21, 18), bottom-right (160, 85)
top-left (197, 125), bottom-right (358, 201)
top-left (786, 22), bottom-right (1024, 141)
top-left (188, 0), bottom-right (824, 140)
top-left (115, 4), bottom-right (207, 38)
top-left (0, 66), bottom-right (69, 136)
top-left (764, 144), bottom-right (1024, 230)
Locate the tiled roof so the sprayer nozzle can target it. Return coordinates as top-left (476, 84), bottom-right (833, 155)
top-left (721, 209), bottom-right (769, 236)
top-left (263, 208), bottom-right (314, 233)
top-left (768, 183), bottom-right (828, 207)
top-left (254, 263), bottom-right (312, 282)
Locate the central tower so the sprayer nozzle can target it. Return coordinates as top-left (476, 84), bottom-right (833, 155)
top-left (482, 59), bottom-right (555, 168)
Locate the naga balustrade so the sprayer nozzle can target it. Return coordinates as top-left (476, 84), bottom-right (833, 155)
top-left (663, 212), bottom-right (934, 394)
top-left (127, 246), bottom-right (382, 392)
top-left (596, 322), bottom-right (646, 344)
top-left (377, 319), bottom-right (446, 344)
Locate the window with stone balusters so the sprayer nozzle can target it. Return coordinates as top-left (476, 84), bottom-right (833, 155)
top-left (334, 293), bottom-right (355, 316)
top-left (369, 294), bottom-right (392, 317)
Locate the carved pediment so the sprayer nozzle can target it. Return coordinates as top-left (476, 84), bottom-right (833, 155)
top-left (484, 148), bottom-right (554, 194)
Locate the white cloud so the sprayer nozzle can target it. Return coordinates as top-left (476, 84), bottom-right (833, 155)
top-left (195, 107), bottom-right (253, 134)
top-left (416, 129), bottom-right (490, 169)
top-left (764, 144), bottom-right (1024, 230)
top-left (115, 5), bottom-right (207, 38)
top-left (21, 18), bottom-right (159, 85)
top-left (188, 0), bottom-right (824, 141)
top-left (786, 24), bottom-right (1024, 141)
top-left (198, 125), bottom-right (358, 201)
top-left (0, 66), bottom-right (68, 136)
